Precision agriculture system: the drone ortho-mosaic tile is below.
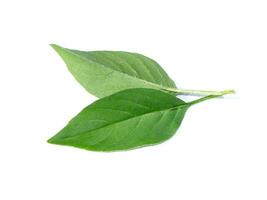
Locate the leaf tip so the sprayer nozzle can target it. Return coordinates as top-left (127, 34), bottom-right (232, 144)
top-left (49, 44), bottom-right (69, 60)
top-left (47, 134), bottom-right (62, 145)
top-left (49, 43), bottom-right (62, 51)
top-left (47, 137), bottom-right (55, 144)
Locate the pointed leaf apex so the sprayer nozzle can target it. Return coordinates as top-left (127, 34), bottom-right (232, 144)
top-left (50, 43), bottom-right (63, 51)
top-left (47, 137), bottom-right (56, 144)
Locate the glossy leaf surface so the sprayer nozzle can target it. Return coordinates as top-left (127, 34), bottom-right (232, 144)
top-left (48, 88), bottom-right (189, 151)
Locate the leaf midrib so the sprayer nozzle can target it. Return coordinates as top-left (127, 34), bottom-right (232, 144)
top-left (62, 103), bottom-right (188, 141)
top-left (62, 47), bottom-right (176, 92)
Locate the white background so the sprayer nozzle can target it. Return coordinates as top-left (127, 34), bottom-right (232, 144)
top-left (0, 0), bottom-right (266, 199)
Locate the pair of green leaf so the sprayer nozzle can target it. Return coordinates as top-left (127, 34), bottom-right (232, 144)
top-left (48, 45), bottom-right (233, 152)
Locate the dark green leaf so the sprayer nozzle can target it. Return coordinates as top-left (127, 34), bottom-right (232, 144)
top-left (48, 88), bottom-right (188, 151)
top-left (50, 44), bottom-right (177, 98)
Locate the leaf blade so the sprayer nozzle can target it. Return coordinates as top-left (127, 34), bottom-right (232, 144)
top-left (51, 44), bottom-right (177, 97)
top-left (48, 88), bottom-right (188, 151)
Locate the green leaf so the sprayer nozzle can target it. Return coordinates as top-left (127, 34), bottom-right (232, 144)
top-left (50, 44), bottom-right (177, 98)
top-left (48, 88), bottom-right (220, 152)
top-left (48, 88), bottom-right (185, 151)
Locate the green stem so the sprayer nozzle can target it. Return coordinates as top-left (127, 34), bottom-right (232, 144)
top-left (188, 90), bottom-right (234, 106)
top-left (165, 87), bottom-right (235, 96)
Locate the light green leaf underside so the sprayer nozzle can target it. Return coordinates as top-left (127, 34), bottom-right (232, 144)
top-left (51, 44), bottom-right (177, 98)
top-left (48, 88), bottom-right (188, 151)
